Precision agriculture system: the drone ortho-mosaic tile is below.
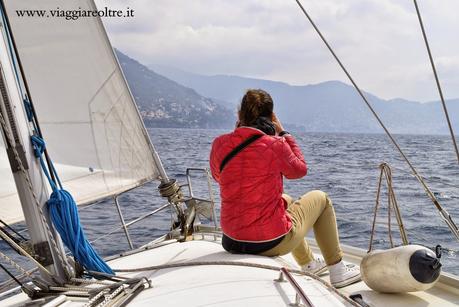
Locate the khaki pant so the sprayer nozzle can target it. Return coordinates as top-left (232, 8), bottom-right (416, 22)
top-left (261, 190), bottom-right (343, 266)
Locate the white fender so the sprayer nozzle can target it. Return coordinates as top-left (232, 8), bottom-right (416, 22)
top-left (360, 245), bottom-right (441, 293)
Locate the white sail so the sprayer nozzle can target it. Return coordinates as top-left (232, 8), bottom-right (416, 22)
top-left (0, 0), bottom-right (163, 225)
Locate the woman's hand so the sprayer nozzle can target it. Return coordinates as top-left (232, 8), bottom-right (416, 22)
top-left (272, 113), bottom-right (284, 135)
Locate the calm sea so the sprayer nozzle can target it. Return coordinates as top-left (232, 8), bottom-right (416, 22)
top-left (1, 128), bottom-right (458, 285)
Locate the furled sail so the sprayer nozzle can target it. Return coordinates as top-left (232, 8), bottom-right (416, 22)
top-left (0, 0), bottom-right (163, 225)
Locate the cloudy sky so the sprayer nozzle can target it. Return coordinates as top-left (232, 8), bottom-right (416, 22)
top-left (95, 0), bottom-right (459, 102)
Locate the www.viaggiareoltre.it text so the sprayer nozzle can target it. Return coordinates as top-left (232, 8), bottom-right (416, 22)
top-left (15, 7), bottom-right (134, 20)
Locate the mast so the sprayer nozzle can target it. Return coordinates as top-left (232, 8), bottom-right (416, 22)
top-left (0, 8), bottom-right (70, 283)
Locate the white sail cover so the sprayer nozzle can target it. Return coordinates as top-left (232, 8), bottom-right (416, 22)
top-left (0, 0), bottom-right (162, 224)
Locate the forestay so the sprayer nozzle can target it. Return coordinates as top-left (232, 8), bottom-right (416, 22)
top-left (0, 0), bottom-right (162, 225)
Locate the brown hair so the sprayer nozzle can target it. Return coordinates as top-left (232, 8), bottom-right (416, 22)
top-left (239, 89), bottom-right (274, 126)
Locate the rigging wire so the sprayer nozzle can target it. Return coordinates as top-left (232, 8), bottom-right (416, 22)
top-left (0, 219), bottom-right (27, 242)
top-left (0, 225), bottom-right (23, 245)
top-left (0, 0), bottom-right (56, 181)
top-left (0, 251), bottom-right (33, 280)
top-left (31, 136), bottom-right (114, 275)
top-left (0, 263), bottom-right (22, 287)
top-left (368, 163), bottom-right (409, 252)
top-left (337, 217), bottom-right (459, 255)
top-left (388, 164), bottom-right (459, 190)
top-left (0, 267), bottom-right (37, 293)
top-left (292, 0), bottom-right (459, 241)
top-left (0, 2), bottom-right (72, 279)
top-left (0, 227), bottom-right (52, 276)
top-left (1, 1), bottom-right (112, 277)
top-left (412, 0), bottom-right (459, 164)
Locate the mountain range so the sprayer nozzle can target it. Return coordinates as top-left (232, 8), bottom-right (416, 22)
top-left (116, 50), bottom-right (235, 129)
top-left (115, 49), bottom-right (459, 134)
top-left (150, 64), bottom-right (459, 135)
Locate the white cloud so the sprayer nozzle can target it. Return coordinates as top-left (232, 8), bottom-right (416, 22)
top-left (95, 0), bottom-right (459, 102)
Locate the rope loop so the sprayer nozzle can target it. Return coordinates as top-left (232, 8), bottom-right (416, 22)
top-left (30, 135), bottom-right (45, 157)
top-left (30, 135), bottom-right (60, 191)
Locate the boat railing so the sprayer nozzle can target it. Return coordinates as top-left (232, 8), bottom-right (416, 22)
top-left (87, 167), bottom-right (218, 251)
top-left (275, 267), bottom-right (314, 307)
top-left (0, 167), bottom-right (218, 293)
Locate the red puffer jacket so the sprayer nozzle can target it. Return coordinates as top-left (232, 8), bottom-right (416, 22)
top-left (210, 127), bottom-right (307, 242)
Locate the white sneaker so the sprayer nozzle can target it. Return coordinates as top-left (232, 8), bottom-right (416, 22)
top-left (329, 261), bottom-right (361, 288)
top-left (302, 257), bottom-right (328, 275)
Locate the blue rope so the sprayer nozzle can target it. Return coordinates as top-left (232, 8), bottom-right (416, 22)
top-left (23, 97), bottom-right (34, 122)
top-left (31, 136), bottom-right (114, 274)
top-left (2, 5), bottom-right (113, 275)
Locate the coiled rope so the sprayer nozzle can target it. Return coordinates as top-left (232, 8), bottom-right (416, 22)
top-left (0, 109), bottom-right (70, 280)
top-left (0, 1), bottom-right (112, 275)
top-left (30, 136), bottom-right (113, 275)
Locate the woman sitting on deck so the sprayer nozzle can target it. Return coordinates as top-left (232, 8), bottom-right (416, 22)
top-left (209, 89), bottom-right (361, 288)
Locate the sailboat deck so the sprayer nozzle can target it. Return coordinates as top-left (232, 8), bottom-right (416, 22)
top-left (3, 234), bottom-right (458, 306)
top-left (111, 236), bottom-right (459, 307)
top-left (107, 237), bottom-right (348, 306)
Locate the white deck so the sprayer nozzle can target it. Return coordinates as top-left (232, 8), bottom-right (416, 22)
top-left (2, 234), bottom-right (459, 306)
top-left (108, 238), bottom-right (347, 306)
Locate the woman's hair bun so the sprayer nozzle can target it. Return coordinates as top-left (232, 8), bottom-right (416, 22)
top-left (239, 89), bottom-right (273, 126)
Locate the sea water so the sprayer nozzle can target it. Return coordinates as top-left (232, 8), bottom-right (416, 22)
top-left (1, 128), bottom-right (458, 284)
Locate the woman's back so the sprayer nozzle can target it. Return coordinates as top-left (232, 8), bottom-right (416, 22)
top-left (210, 126), bottom-right (306, 242)
top-left (209, 88), bottom-right (361, 288)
